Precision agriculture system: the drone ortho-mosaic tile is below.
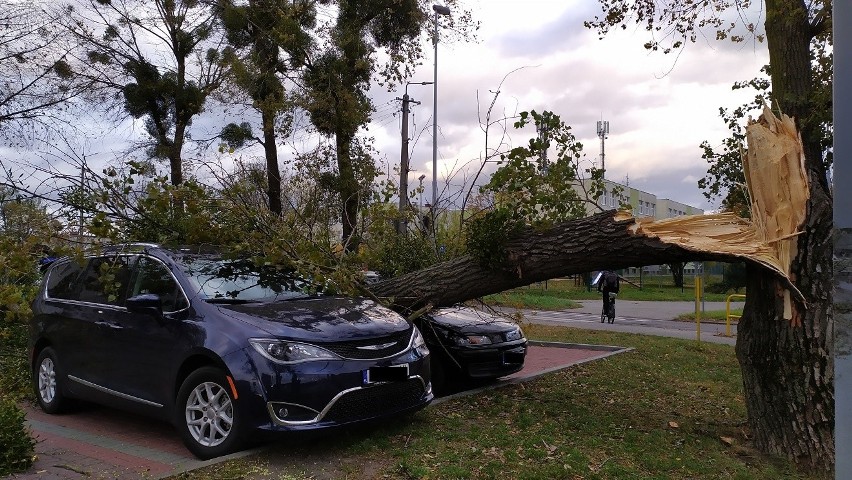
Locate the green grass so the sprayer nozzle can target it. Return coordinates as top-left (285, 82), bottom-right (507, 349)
top-left (170, 326), bottom-right (821, 480)
top-left (676, 309), bottom-right (743, 323)
top-left (484, 277), bottom-right (744, 310)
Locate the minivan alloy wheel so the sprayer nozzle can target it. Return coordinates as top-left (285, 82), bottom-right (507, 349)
top-left (33, 347), bottom-right (68, 413)
top-left (185, 381), bottom-right (233, 447)
top-left (38, 357), bottom-right (57, 404)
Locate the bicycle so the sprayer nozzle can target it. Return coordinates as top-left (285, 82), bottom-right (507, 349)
top-left (600, 292), bottom-right (616, 324)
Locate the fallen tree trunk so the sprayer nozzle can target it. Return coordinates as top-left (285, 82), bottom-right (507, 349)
top-left (371, 209), bottom-right (796, 311)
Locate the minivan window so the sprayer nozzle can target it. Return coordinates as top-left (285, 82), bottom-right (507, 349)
top-left (77, 256), bottom-right (136, 306)
top-left (45, 260), bottom-right (84, 300)
top-left (131, 257), bottom-right (189, 312)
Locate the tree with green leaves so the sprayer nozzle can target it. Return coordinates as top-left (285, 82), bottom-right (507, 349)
top-left (698, 71), bottom-right (772, 218)
top-left (59, 0), bottom-right (228, 186)
top-left (299, 0), bottom-right (475, 250)
top-left (585, 0), bottom-right (834, 470)
top-left (300, 0), bottom-right (414, 250)
top-left (0, 187), bottom-right (63, 326)
top-left (0, 1), bottom-right (88, 141)
top-left (464, 111), bottom-right (602, 265)
top-left (482, 111), bottom-right (598, 227)
top-left (217, 0), bottom-right (316, 215)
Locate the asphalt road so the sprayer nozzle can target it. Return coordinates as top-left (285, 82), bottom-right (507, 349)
top-left (510, 300), bottom-right (742, 346)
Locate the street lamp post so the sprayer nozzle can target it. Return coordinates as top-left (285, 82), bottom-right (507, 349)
top-left (432, 4), bottom-right (450, 228)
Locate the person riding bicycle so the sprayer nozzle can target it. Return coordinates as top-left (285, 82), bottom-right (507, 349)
top-left (597, 270), bottom-right (620, 321)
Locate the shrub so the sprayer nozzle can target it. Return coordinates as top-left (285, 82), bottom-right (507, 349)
top-left (0, 398), bottom-right (34, 476)
top-left (0, 323), bottom-right (31, 401)
top-left (0, 319), bottom-right (36, 476)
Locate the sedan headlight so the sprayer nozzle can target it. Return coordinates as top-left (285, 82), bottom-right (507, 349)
top-left (453, 334), bottom-right (493, 346)
top-left (250, 339), bottom-right (340, 364)
top-left (504, 327), bottom-right (524, 342)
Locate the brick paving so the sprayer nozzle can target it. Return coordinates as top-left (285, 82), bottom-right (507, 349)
top-left (9, 342), bottom-right (627, 480)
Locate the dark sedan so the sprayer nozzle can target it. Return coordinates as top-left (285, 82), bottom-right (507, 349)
top-left (414, 306), bottom-right (527, 394)
top-left (29, 245), bottom-right (432, 459)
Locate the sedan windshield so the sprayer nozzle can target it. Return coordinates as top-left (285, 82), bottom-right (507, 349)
top-left (179, 257), bottom-right (312, 302)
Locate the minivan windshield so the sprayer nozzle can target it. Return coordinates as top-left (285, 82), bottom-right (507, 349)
top-left (178, 257), bottom-right (312, 302)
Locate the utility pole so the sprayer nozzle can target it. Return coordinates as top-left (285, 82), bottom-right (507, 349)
top-left (597, 120), bottom-right (609, 178)
top-left (79, 159), bottom-right (86, 244)
top-left (398, 92), bottom-right (412, 234)
top-left (398, 82), bottom-right (428, 234)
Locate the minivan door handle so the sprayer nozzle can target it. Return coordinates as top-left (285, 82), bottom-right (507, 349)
top-left (94, 320), bottom-right (123, 330)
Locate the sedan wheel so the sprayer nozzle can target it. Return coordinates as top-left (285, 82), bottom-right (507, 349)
top-left (176, 367), bottom-right (245, 459)
top-left (34, 347), bottom-right (68, 413)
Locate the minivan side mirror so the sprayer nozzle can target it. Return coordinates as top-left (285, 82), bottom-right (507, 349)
top-left (126, 293), bottom-right (163, 318)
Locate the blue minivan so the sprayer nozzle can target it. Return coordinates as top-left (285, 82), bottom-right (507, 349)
top-left (29, 244), bottom-right (432, 458)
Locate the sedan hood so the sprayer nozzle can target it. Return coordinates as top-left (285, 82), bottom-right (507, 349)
top-left (426, 306), bottom-right (520, 335)
top-left (215, 296), bottom-right (410, 342)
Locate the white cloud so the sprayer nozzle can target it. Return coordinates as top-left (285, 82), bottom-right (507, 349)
top-left (373, 0), bottom-right (769, 211)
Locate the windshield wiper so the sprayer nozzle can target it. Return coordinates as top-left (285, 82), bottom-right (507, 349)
top-left (205, 298), bottom-right (259, 304)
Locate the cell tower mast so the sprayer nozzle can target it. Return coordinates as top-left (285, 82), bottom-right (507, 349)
top-left (597, 120), bottom-right (609, 178)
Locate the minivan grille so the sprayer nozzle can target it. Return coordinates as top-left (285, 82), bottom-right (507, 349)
top-left (323, 379), bottom-right (426, 423)
top-left (322, 329), bottom-right (412, 359)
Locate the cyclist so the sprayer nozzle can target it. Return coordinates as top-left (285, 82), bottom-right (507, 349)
top-left (597, 270), bottom-right (620, 322)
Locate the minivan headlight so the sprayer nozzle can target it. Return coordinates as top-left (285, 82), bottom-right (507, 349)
top-left (411, 327), bottom-right (429, 356)
top-left (250, 339), bottom-right (340, 364)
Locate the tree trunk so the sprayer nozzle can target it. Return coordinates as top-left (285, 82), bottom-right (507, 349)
top-left (336, 132), bottom-right (359, 251)
top-left (735, 155), bottom-right (834, 471)
top-left (371, 211), bottom-right (751, 311)
top-left (735, 0), bottom-right (834, 471)
top-left (262, 109), bottom-right (282, 216)
top-left (669, 262), bottom-right (685, 288)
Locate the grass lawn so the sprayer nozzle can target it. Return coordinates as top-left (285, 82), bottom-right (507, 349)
top-left (169, 326), bottom-right (820, 480)
top-left (484, 276), bottom-right (744, 311)
top-left (676, 309), bottom-right (743, 323)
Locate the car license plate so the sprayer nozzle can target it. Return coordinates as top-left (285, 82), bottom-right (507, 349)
top-left (502, 348), bottom-right (526, 365)
top-left (363, 365), bottom-right (409, 384)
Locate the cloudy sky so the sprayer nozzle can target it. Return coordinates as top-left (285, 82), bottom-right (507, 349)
top-left (4, 0), bottom-right (769, 215)
top-left (366, 0), bottom-right (770, 212)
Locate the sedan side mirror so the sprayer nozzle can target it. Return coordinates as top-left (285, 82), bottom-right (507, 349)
top-left (126, 293), bottom-right (164, 318)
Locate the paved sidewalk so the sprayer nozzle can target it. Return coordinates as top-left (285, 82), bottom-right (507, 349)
top-left (11, 342), bottom-right (625, 480)
top-left (15, 403), bottom-right (247, 480)
top-left (571, 300), bottom-right (744, 320)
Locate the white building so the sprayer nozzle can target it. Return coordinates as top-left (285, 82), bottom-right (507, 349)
top-left (580, 178), bottom-right (704, 219)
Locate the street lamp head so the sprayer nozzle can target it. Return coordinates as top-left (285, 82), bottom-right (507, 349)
top-left (432, 4), bottom-right (450, 15)
top-left (418, 174), bottom-right (426, 182)
top-left (405, 80), bottom-right (434, 96)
